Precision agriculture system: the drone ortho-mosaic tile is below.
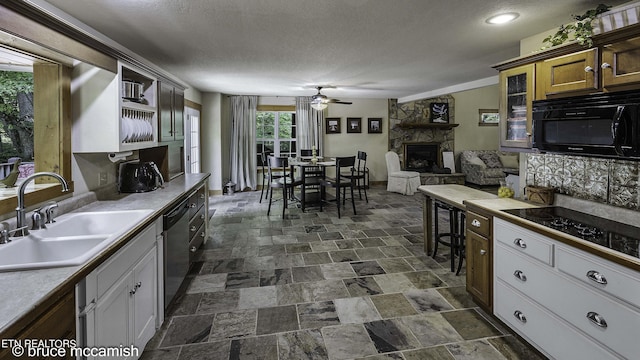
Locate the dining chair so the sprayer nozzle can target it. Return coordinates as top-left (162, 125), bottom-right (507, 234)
top-left (258, 152), bottom-right (283, 203)
top-left (320, 156), bottom-right (356, 218)
top-left (385, 151), bottom-right (421, 195)
top-left (267, 155), bottom-right (302, 219)
top-left (343, 150), bottom-right (368, 203)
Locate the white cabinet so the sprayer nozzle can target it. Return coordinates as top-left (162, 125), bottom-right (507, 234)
top-left (72, 61), bottom-right (158, 153)
top-left (494, 218), bottom-right (640, 360)
top-left (79, 219), bottom-right (162, 359)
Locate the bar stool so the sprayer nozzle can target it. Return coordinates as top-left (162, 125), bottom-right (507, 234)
top-left (432, 200), bottom-right (465, 274)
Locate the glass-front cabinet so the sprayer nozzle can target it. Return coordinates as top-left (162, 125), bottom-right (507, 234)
top-left (499, 64), bottom-right (535, 150)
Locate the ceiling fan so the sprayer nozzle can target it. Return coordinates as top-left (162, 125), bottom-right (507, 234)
top-left (310, 86), bottom-right (352, 110)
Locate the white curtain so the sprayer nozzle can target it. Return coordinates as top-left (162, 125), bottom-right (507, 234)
top-left (295, 97), bottom-right (324, 155)
top-left (230, 95), bottom-right (258, 191)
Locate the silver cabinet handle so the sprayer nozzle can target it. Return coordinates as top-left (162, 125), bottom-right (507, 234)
top-left (514, 270), bottom-right (527, 282)
top-left (514, 310), bottom-right (527, 323)
top-left (200, 232), bottom-right (206, 238)
top-left (480, 249), bottom-right (487, 255)
top-left (190, 225), bottom-right (197, 232)
top-left (513, 238), bottom-right (527, 248)
top-left (585, 66), bottom-right (594, 72)
top-left (135, 281), bottom-right (142, 289)
top-left (586, 312), bottom-right (607, 328)
top-left (471, 219), bottom-right (481, 228)
top-left (200, 214), bottom-right (205, 220)
top-left (586, 270), bottom-right (607, 285)
top-left (190, 203), bottom-right (197, 208)
top-left (199, 193), bottom-right (205, 199)
top-left (601, 62), bottom-right (611, 69)
top-left (190, 246), bottom-right (197, 252)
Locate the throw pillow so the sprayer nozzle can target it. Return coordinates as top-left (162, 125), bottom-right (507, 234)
top-left (499, 154), bottom-right (519, 168)
top-left (467, 156), bottom-right (487, 168)
top-left (478, 152), bottom-right (502, 168)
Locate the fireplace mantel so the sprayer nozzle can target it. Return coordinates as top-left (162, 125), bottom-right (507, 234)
top-left (396, 123), bottom-right (459, 130)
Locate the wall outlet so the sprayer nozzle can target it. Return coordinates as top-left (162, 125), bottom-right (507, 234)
top-left (99, 172), bottom-right (108, 186)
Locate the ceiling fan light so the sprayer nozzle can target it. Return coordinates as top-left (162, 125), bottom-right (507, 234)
top-left (311, 102), bottom-right (328, 111)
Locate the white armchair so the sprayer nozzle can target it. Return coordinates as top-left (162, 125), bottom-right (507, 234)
top-left (385, 151), bottom-right (421, 195)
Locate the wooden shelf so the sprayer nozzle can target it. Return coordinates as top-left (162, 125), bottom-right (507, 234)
top-left (396, 123), bottom-right (459, 130)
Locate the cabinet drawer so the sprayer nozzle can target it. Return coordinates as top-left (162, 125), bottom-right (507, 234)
top-left (496, 244), bottom-right (640, 360)
top-left (495, 280), bottom-right (617, 360)
top-left (556, 244), bottom-right (640, 309)
top-left (466, 210), bottom-right (490, 238)
top-left (189, 222), bottom-right (206, 262)
top-left (495, 218), bottom-right (554, 266)
top-left (189, 206), bottom-right (205, 238)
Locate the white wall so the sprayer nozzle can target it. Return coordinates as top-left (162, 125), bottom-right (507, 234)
top-left (324, 99), bottom-right (388, 182)
top-left (452, 85), bottom-right (500, 161)
top-left (201, 92), bottom-right (224, 192)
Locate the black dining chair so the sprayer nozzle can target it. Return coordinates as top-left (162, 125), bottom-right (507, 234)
top-left (343, 150), bottom-right (369, 203)
top-left (259, 152), bottom-right (284, 203)
top-left (267, 155), bottom-right (302, 219)
top-left (320, 156), bottom-right (357, 218)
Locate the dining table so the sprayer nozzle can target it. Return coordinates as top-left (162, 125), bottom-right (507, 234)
top-left (289, 158), bottom-right (336, 212)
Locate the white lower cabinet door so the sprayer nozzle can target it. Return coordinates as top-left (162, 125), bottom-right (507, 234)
top-left (94, 273), bottom-right (133, 359)
top-left (495, 280), bottom-right (618, 360)
top-left (133, 247), bottom-right (158, 349)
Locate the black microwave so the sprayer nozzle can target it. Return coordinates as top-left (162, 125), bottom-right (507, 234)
top-left (532, 90), bottom-right (640, 159)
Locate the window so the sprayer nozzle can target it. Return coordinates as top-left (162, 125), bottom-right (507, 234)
top-left (0, 31), bottom-right (73, 215)
top-left (256, 111), bottom-right (296, 157)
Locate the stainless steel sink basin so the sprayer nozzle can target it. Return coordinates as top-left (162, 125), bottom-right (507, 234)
top-left (0, 209), bottom-right (153, 271)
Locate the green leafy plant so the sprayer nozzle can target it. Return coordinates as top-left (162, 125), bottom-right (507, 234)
top-left (542, 4), bottom-right (611, 48)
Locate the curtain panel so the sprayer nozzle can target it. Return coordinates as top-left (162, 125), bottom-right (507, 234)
top-left (230, 95), bottom-right (258, 191)
top-left (295, 97), bottom-right (324, 155)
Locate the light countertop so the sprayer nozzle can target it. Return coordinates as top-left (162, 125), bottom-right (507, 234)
top-left (0, 173), bottom-right (209, 333)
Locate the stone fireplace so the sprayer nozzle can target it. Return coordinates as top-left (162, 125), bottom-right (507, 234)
top-left (388, 96), bottom-right (455, 172)
top-left (403, 142), bottom-right (440, 172)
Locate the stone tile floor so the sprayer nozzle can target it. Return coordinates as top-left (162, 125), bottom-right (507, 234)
top-left (141, 186), bottom-right (546, 360)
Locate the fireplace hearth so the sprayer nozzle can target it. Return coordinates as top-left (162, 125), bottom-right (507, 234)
top-left (403, 142), bottom-right (440, 172)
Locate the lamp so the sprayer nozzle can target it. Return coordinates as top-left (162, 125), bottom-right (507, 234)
top-left (486, 12), bottom-right (519, 24)
top-left (311, 100), bottom-right (328, 111)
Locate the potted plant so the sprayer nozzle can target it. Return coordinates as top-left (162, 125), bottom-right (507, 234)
top-left (542, 4), bottom-right (611, 48)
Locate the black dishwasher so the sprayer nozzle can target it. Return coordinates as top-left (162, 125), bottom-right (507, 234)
top-left (163, 198), bottom-right (190, 309)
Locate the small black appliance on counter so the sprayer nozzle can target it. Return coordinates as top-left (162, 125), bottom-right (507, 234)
top-left (118, 160), bottom-right (164, 193)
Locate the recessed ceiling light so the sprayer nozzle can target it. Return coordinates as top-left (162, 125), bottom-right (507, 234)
top-left (486, 12), bottom-right (519, 24)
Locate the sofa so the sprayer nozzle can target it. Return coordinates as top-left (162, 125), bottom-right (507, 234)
top-left (460, 150), bottom-right (519, 186)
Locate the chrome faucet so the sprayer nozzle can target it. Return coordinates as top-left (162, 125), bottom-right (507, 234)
top-left (15, 172), bottom-right (69, 236)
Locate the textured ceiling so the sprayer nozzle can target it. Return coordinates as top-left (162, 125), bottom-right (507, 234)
top-left (35, 0), bottom-right (630, 99)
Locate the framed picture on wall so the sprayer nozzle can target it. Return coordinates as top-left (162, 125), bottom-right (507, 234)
top-left (347, 117), bottom-right (362, 133)
top-left (326, 117), bottom-right (341, 134)
top-left (368, 118), bottom-right (382, 133)
top-left (429, 102), bottom-right (449, 123)
top-left (479, 109), bottom-right (499, 126)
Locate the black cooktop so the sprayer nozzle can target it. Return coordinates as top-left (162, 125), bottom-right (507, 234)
top-left (503, 207), bottom-right (640, 259)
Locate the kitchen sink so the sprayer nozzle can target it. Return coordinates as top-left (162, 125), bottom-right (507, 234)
top-left (32, 209), bottom-right (153, 238)
top-left (0, 209), bottom-right (153, 271)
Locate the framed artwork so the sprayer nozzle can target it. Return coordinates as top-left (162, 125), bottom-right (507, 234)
top-left (326, 117), bottom-right (341, 134)
top-left (430, 102), bottom-right (449, 123)
top-left (479, 109), bottom-right (499, 126)
top-left (347, 117), bottom-right (362, 133)
top-left (367, 118), bottom-right (382, 133)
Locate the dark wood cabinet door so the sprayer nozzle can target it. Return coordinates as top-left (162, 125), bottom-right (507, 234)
top-left (466, 230), bottom-right (492, 310)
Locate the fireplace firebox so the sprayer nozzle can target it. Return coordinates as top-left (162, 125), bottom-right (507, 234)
top-left (403, 142), bottom-right (440, 172)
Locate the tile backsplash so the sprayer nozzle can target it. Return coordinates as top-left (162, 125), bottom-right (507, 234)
top-left (526, 153), bottom-right (640, 210)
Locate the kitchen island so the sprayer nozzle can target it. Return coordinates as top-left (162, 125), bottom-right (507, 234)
top-left (0, 173), bottom-right (209, 344)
